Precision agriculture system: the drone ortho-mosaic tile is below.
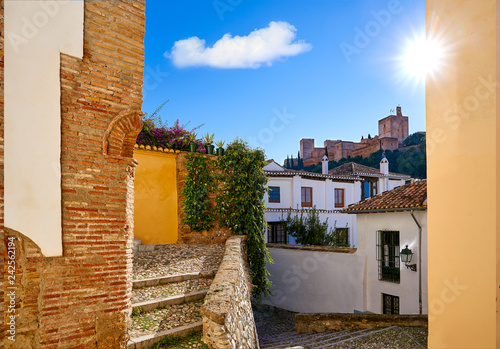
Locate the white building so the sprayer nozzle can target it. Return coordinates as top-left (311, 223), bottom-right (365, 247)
top-left (263, 179), bottom-right (427, 315)
top-left (345, 179), bottom-right (427, 314)
top-left (328, 160), bottom-right (410, 200)
top-left (263, 159), bottom-right (360, 246)
top-left (263, 156), bottom-right (409, 247)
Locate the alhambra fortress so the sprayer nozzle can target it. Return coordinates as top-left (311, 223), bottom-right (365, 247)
top-left (292, 106), bottom-right (409, 167)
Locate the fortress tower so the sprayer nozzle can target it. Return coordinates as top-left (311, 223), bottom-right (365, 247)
top-left (378, 106), bottom-right (409, 146)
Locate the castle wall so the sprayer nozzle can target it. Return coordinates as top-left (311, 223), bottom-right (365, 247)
top-left (332, 141), bottom-right (365, 161)
top-left (349, 138), bottom-right (381, 159)
top-left (3, 2), bottom-right (145, 348)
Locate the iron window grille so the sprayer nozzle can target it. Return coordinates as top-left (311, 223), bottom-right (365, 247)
top-left (334, 227), bottom-right (349, 247)
top-left (376, 230), bottom-right (400, 282)
top-left (382, 293), bottom-right (400, 314)
top-left (267, 222), bottom-right (288, 244)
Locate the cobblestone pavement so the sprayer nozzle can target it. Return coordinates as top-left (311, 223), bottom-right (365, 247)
top-left (253, 303), bottom-right (428, 348)
top-left (133, 244), bottom-right (224, 280)
top-left (253, 303), bottom-right (297, 338)
top-left (151, 330), bottom-right (208, 349)
top-left (130, 300), bottom-right (203, 338)
top-left (132, 278), bottom-right (212, 304)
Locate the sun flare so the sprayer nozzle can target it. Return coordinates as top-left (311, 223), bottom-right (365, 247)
top-left (402, 36), bottom-right (444, 81)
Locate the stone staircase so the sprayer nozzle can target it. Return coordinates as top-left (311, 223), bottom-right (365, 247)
top-left (127, 270), bottom-right (216, 348)
top-left (128, 240), bottom-right (225, 349)
top-left (259, 326), bottom-right (401, 349)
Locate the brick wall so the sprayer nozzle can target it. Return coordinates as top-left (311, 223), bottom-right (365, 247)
top-left (0, 0), bottom-right (4, 344)
top-left (176, 152), bottom-right (232, 245)
top-left (2, 1), bottom-right (145, 348)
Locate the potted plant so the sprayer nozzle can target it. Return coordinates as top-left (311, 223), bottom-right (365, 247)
top-left (189, 132), bottom-right (198, 152)
top-left (215, 140), bottom-right (225, 156)
top-left (203, 133), bottom-right (215, 155)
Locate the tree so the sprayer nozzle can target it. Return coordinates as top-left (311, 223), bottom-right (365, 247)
top-left (281, 207), bottom-right (350, 247)
top-left (403, 132), bottom-right (426, 147)
top-left (281, 206), bottom-right (331, 246)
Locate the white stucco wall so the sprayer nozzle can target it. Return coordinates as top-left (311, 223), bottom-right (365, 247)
top-left (387, 179), bottom-right (406, 191)
top-left (263, 247), bottom-right (365, 313)
top-left (5, 1), bottom-right (84, 256)
top-left (263, 161), bottom-right (285, 171)
top-left (266, 176), bottom-right (356, 211)
top-left (355, 210), bottom-right (428, 314)
top-left (264, 178), bottom-right (293, 209)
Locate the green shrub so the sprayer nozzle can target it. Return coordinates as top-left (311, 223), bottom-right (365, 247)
top-left (216, 139), bottom-right (272, 301)
top-left (182, 153), bottom-right (215, 232)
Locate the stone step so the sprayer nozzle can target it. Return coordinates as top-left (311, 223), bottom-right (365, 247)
top-left (259, 328), bottom-right (375, 349)
top-left (132, 289), bottom-right (208, 313)
top-left (132, 269), bottom-right (217, 288)
top-left (258, 331), bottom-right (300, 343)
top-left (312, 326), bottom-right (397, 348)
top-left (260, 327), bottom-right (399, 349)
top-left (132, 277), bottom-right (212, 305)
top-left (130, 299), bottom-right (203, 344)
top-left (127, 321), bottom-right (203, 349)
top-left (259, 330), bottom-right (349, 347)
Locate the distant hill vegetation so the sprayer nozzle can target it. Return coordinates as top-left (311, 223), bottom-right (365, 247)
top-left (285, 132), bottom-right (427, 179)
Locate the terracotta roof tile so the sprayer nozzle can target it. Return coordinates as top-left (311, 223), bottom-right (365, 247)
top-left (329, 162), bottom-right (410, 179)
top-left (344, 180), bottom-right (427, 212)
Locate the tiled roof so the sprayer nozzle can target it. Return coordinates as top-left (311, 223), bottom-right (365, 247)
top-left (329, 162), bottom-right (410, 179)
top-left (134, 144), bottom-right (179, 153)
top-left (344, 180), bottom-right (427, 212)
top-left (264, 169), bottom-right (362, 182)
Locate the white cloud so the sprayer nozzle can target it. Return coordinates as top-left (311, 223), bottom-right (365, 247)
top-left (165, 21), bottom-right (312, 69)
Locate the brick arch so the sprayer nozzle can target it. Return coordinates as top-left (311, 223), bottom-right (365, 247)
top-left (103, 109), bottom-right (143, 160)
top-left (4, 228), bottom-right (45, 347)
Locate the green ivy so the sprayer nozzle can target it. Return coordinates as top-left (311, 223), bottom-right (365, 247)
top-left (216, 139), bottom-right (272, 301)
top-left (182, 153), bottom-right (215, 232)
top-left (181, 140), bottom-right (272, 300)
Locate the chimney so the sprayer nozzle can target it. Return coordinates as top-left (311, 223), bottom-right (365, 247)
top-left (322, 154), bottom-right (329, 175)
top-left (396, 105), bottom-right (402, 116)
top-left (380, 155), bottom-right (389, 193)
top-left (380, 155), bottom-right (389, 175)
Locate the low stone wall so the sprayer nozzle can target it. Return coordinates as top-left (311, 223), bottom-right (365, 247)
top-left (201, 236), bottom-right (259, 348)
top-left (295, 313), bottom-right (428, 333)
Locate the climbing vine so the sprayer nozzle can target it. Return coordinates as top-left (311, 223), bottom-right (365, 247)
top-left (216, 139), bottom-right (272, 301)
top-left (181, 139), bottom-right (272, 300)
top-left (182, 153), bottom-right (215, 232)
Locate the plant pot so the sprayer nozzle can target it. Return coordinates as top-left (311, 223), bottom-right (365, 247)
top-left (205, 144), bottom-right (215, 155)
top-left (216, 148), bottom-right (224, 156)
top-left (189, 142), bottom-right (198, 152)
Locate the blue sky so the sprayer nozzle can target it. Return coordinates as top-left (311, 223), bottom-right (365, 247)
top-left (142, 0), bottom-right (426, 162)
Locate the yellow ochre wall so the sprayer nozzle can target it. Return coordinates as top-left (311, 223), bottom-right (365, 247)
top-left (134, 149), bottom-right (178, 244)
top-left (426, 1), bottom-right (496, 348)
